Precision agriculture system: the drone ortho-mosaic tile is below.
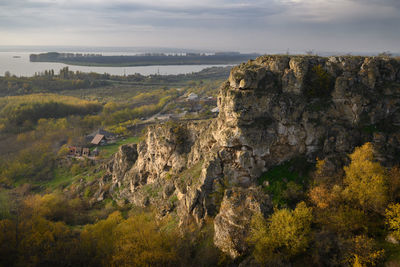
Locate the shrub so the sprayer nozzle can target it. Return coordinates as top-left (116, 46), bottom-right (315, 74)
top-left (249, 202), bottom-right (313, 264)
top-left (305, 64), bottom-right (334, 98)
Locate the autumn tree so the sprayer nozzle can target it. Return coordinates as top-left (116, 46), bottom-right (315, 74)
top-left (385, 203), bottom-right (400, 241)
top-left (343, 143), bottom-right (388, 213)
top-left (18, 216), bottom-right (80, 266)
top-left (346, 235), bottom-right (384, 266)
top-left (80, 211), bottom-right (123, 266)
top-left (249, 202), bottom-right (313, 265)
top-left (111, 212), bottom-right (178, 266)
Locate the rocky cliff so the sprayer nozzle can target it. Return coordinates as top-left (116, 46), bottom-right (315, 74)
top-left (103, 55), bottom-right (400, 258)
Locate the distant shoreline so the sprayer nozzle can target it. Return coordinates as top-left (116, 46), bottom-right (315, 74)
top-left (29, 52), bottom-right (259, 67)
top-left (32, 61), bottom-right (234, 67)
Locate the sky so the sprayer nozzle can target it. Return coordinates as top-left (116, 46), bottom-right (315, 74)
top-left (0, 0), bottom-right (399, 53)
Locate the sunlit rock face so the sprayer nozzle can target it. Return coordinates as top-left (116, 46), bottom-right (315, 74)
top-left (106, 55), bottom-right (400, 258)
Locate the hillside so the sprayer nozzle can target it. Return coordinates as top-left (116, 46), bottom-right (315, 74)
top-left (1, 55), bottom-right (400, 266)
top-left (101, 55), bottom-right (400, 264)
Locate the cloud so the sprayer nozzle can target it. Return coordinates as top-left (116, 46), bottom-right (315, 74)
top-left (0, 0), bottom-right (399, 53)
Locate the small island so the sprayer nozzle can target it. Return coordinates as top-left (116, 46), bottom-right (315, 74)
top-left (29, 51), bottom-right (260, 67)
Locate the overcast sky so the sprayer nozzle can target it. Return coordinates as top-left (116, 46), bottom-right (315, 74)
top-left (0, 0), bottom-right (399, 53)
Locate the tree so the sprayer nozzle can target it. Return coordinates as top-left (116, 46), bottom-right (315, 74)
top-left (388, 166), bottom-right (400, 202)
top-left (343, 143), bottom-right (388, 213)
top-left (111, 213), bottom-right (178, 266)
top-left (0, 219), bottom-right (17, 266)
top-left (385, 203), bottom-right (400, 241)
top-left (249, 202), bottom-right (313, 264)
top-left (80, 211), bottom-right (123, 266)
top-left (309, 185), bottom-right (333, 209)
top-left (346, 235), bottom-right (384, 266)
top-left (23, 193), bottom-right (71, 222)
top-left (16, 216), bottom-right (80, 266)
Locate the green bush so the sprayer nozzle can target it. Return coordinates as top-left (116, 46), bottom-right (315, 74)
top-left (305, 65), bottom-right (334, 98)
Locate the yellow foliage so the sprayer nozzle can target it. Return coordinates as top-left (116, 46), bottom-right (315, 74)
top-left (111, 212), bottom-right (177, 266)
top-left (315, 157), bottom-right (326, 176)
top-left (348, 235), bottom-right (384, 266)
top-left (17, 216), bottom-right (79, 266)
top-left (0, 93), bottom-right (99, 109)
top-left (309, 185), bottom-right (332, 209)
top-left (103, 101), bottom-right (118, 114)
top-left (81, 211), bottom-right (123, 266)
top-left (385, 203), bottom-right (400, 240)
top-left (353, 255), bottom-right (364, 267)
top-left (343, 143), bottom-right (388, 213)
top-left (23, 193), bottom-right (71, 222)
top-left (80, 211), bottom-right (178, 266)
top-left (316, 205), bottom-right (368, 235)
top-left (249, 202), bottom-right (313, 264)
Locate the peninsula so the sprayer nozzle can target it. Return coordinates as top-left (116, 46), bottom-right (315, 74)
top-left (29, 52), bottom-right (260, 67)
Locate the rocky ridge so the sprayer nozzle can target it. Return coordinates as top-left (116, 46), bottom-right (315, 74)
top-left (102, 55), bottom-right (400, 258)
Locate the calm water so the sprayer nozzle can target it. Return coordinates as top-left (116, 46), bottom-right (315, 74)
top-left (0, 52), bottom-right (230, 77)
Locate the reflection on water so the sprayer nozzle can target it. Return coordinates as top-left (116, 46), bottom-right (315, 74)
top-left (0, 52), bottom-right (231, 77)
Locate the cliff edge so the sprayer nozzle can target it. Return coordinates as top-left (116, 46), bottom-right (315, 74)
top-left (103, 55), bottom-right (400, 258)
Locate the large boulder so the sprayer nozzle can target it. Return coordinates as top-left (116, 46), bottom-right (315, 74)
top-left (213, 187), bottom-right (272, 258)
top-left (111, 144), bottom-right (138, 186)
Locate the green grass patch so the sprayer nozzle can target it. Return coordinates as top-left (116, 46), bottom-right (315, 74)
top-left (142, 184), bottom-right (161, 198)
top-left (34, 166), bottom-right (79, 191)
top-left (84, 169), bottom-right (106, 183)
top-left (98, 136), bottom-right (139, 158)
top-left (11, 166), bottom-right (73, 189)
top-left (258, 158), bottom-right (311, 207)
top-left (176, 160), bottom-right (203, 187)
top-left (169, 195), bottom-right (178, 205)
top-left (362, 124), bottom-right (379, 134)
top-left (378, 238), bottom-right (400, 263)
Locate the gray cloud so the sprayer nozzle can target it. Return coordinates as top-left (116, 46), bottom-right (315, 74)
top-left (0, 0), bottom-right (399, 53)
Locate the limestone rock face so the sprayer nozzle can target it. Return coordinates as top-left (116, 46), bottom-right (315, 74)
top-left (111, 144), bottom-right (138, 187)
top-left (104, 55), bottom-right (400, 258)
top-left (214, 187), bottom-right (272, 258)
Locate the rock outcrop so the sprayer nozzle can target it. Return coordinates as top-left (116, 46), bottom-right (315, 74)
top-left (103, 55), bottom-right (400, 258)
top-left (214, 187), bottom-right (272, 258)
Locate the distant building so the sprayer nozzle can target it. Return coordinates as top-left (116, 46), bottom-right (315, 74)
top-left (69, 146), bottom-right (77, 155)
top-left (82, 148), bottom-right (90, 157)
top-left (68, 146), bottom-right (95, 158)
top-left (91, 134), bottom-right (106, 145)
top-left (187, 93), bottom-right (198, 101)
top-left (86, 128), bottom-right (115, 143)
top-left (75, 147), bottom-right (83, 157)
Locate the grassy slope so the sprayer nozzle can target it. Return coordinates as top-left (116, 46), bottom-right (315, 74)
top-left (98, 136), bottom-right (140, 158)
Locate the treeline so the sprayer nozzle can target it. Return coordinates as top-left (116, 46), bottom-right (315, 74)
top-left (30, 52), bottom-right (258, 67)
top-left (0, 88), bottom-right (180, 185)
top-left (2, 143), bottom-right (400, 266)
top-left (248, 143), bottom-right (400, 266)
top-left (0, 190), bottom-right (225, 267)
top-left (1, 66), bottom-right (230, 97)
top-left (1, 67), bottom-right (109, 97)
top-left (0, 115), bottom-right (98, 186)
top-left (101, 88), bottom-right (181, 126)
top-left (0, 94), bottom-right (101, 133)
